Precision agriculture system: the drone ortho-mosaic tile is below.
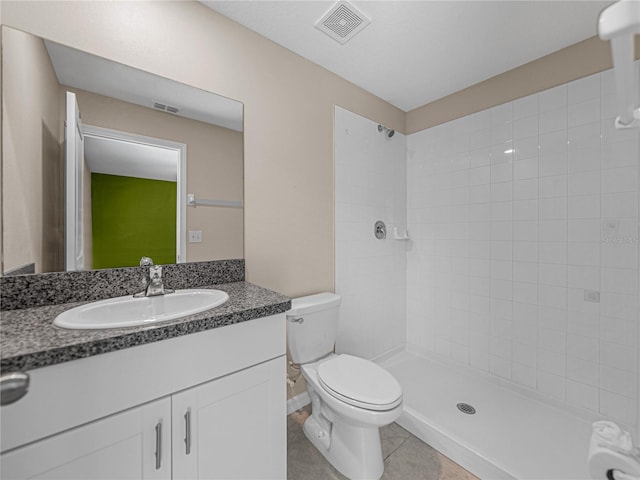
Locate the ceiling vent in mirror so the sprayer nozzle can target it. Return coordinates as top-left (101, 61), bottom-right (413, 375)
top-left (315, 0), bottom-right (370, 45)
top-left (153, 102), bottom-right (180, 114)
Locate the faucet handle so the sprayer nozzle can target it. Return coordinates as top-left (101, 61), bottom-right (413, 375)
top-left (149, 265), bottom-right (162, 280)
top-left (140, 256), bottom-right (154, 267)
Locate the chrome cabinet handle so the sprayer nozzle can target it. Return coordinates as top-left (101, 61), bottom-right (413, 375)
top-left (184, 410), bottom-right (191, 455)
top-left (1, 372), bottom-right (30, 406)
top-left (154, 421), bottom-right (162, 470)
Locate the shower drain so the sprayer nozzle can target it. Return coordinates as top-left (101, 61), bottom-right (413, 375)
top-left (456, 403), bottom-right (476, 415)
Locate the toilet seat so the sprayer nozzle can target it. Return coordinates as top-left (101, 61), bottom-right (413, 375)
top-left (317, 354), bottom-right (402, 411)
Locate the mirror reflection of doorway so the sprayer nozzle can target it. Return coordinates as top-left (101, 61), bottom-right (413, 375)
top-left (65, 93), bottom-right (186, 269)
top-left (83, 126), bottom-right (187, 269)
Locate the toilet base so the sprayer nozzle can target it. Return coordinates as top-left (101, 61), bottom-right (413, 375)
top-left (303, 414), bottom-right (384, 480)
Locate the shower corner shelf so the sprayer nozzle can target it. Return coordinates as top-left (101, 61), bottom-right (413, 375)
top-left (393, 227), bottom-right (410, 240)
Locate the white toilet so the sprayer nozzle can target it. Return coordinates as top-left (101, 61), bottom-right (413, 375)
top-left (287, 292), bottom-right (403, 480)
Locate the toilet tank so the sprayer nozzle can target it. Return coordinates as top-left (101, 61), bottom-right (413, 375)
top-left (287, 292), bottom-right (341, 364)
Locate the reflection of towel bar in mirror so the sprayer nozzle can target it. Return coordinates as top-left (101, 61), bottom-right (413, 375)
top-left (187, 194), bottom-right (243, 209)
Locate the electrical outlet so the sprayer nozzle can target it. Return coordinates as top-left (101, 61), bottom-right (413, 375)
top-left (188, 230), bottom-right (202, 243)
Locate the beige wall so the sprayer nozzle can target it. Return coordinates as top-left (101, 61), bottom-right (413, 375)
top-left (67, 87), bottom-right (244, 263)
top-left (407, 35), bottom-right (640, 134)
top-left (2, 26), bottom-right (62, 274)
top-left (1, 0), bottom-right (405, 296)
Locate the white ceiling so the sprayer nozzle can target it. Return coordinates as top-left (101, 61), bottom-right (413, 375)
top-left (84, 136), bottom-right (179, 182)
top-left (45, 40), bottom-right (244, 132)
top-left (202, 0), bottom-right (614, 112)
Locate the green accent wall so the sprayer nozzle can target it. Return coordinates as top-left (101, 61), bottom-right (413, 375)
top-left (91, 173), bottom-right (176, 269)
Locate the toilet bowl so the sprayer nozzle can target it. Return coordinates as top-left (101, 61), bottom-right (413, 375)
top-left (286, 293), bottom-right (403, 480)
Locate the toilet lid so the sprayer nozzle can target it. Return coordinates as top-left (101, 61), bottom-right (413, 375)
top-left (317, 355), bottom-right (402, 411)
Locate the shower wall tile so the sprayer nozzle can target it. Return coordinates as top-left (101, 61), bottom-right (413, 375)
top-left (334, 106), bottom-right (407, 361)
top-left (407, 63), bottom-right (640, 434)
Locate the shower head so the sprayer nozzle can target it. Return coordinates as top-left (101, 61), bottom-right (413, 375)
top-left (377, 124), bottom-right (395, 138)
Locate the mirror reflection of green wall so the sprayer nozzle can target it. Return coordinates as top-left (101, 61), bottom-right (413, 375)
top-left (91, 173), bottom-right (176, 269)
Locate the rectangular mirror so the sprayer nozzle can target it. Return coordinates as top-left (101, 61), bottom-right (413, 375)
top-left (2, 26), bottom-right (244, 275)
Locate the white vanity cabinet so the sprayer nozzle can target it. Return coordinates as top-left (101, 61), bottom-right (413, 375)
top-left (171, 357), bottom-right (284, 480)
top-left (1, 313), bottom-right (287, 480)
top-left (1, 397), bottom-right (173, 480)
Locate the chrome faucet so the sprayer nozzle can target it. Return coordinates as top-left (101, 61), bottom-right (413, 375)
top-left (134, 257), bottom-right (174, 297)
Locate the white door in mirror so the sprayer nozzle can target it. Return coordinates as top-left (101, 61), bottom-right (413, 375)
top-left (53, 289), bottom-right (229, 330)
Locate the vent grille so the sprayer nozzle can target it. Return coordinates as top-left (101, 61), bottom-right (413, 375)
top-left (316, 1), bottom-right (370, 45)
top-left (152, 101), bottom-right (180, 115)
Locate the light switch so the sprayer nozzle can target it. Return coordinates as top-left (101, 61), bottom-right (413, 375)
top-left (188, 230), bottom-right (202, 243)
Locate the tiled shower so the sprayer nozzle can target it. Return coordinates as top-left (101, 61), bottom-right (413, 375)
top-left (335, 62), bottom-right (640, 443)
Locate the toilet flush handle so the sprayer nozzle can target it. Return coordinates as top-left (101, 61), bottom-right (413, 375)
top-left (289, 317), bottom-right (304, 324)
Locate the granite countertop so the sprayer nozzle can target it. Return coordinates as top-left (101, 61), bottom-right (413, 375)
top-left (1, 282), bottom-right (291, 373)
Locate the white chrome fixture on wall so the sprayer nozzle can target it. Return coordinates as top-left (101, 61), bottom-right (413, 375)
top-left (598, 0), bottom-right (640, 129)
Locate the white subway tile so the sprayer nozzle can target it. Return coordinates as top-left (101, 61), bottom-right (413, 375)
top-left (514, 178), bottom-right (539, 200)
top-left (601, 191), bottom-right (638, 218)
top-left (601, 166), bottom-right (638, 193)
top-left (514, 261), bottom-right (538, 283)
top-left (568, 334), bottom-right (599, 362)
top-left (568, 171), bottom-right (600, 196)
top-left (540, 107), bottom-right (568, 134)
top-left (568, 194), bottom-right (600, 219)
top-left (490, 355), bottom-right (512, 379)
top-left (567, 357), bottom-right (598, 387)
top-left (539, 263), bottom-right (567, 287)
top-left (539, 84), bottom-right (568, 112)
top-left (600, 390), bottom-right (637, 426)
top-left (513, 199), bottom-right (538, 221)
top-left (469, 147), bottom-right (491, 167)
top-left (539, 242), bottom-right (568, 264)
top-left (601, 267), bottom-right (638, 295)
top-left (568, 146), bottom-right (601, 174)
top-left (568, 219), bottom-right (601, 243)
top-left (600, 365), bottom-right (637, 398)
top-left (539, 174), bottom-right (568, 198)
top-left (601, 243), bottom-right (638, 269)
top-left (539, 328), bottom-right (567, 354)
top-left (601, 316), bottom-right (638, 347)
top-left (512, 362), bottom-right (537, 388)
top-left (491, 202), bottom-right (512, 221)
top-left (491, 181), bottom-right (513, 202)
top-left (539, 220), bottom-right (567, 242)
top-left (539, 305), bottom-right (568, 331)
top-left (567, 310), bottom-right (599, 339)
top-left (566, 379), bottom-right (599, 412)
top-left (514, 281), bottom-right (538, 304)
top-left (491, 162), bottom-right (513, 183)
top-left (567, 265), bottom-right (600, 290)
top-left (539, 284), bottom-right (567, 309)
top-left (514, 136), bottom-right (539, 161)
top-left (568, 243), bottom-right (599, 267)
top-left (538, 371), bottom-right (566, 400)
top-left (601, 340), bottom-right (638, 372)
top-left (568, 99), bottom-right (600, 128)
top-left (514, 157), bottom-right (539, 180)
top-left (568, 122), bottom-right (600, 149)
top-left (601, 292), bottom-right (638, 322)
top-left (539, 197), bottom-right (567, 220)
top-left (514, 94), bottom-right (539, 119)
top-left (514, 116), bottom-right (538, 140)
top-left (513, 241), bottom-right (538, 263)
top-left (568, 74), bottom-right (600, 105)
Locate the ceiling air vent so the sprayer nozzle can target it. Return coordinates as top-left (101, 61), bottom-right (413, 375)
top-left (315, 0), bottom-right (370, 45)
top-left (152, 101), bottom-right (180, 115)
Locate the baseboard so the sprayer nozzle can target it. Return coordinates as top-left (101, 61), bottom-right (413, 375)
top-left (287, 391), bottom-right (310, 415)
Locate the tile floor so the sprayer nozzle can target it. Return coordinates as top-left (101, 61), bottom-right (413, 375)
top-left (287, 406), bottom-right (479, 480)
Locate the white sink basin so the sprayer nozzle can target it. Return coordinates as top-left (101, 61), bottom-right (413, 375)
top-left (54, 289), bottom-right (229, 330)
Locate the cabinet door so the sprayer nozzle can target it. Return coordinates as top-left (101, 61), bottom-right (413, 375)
top-left (172, 356), bottom-right (286, 480)
top-left (1, 396), bottom-right (171, 480)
